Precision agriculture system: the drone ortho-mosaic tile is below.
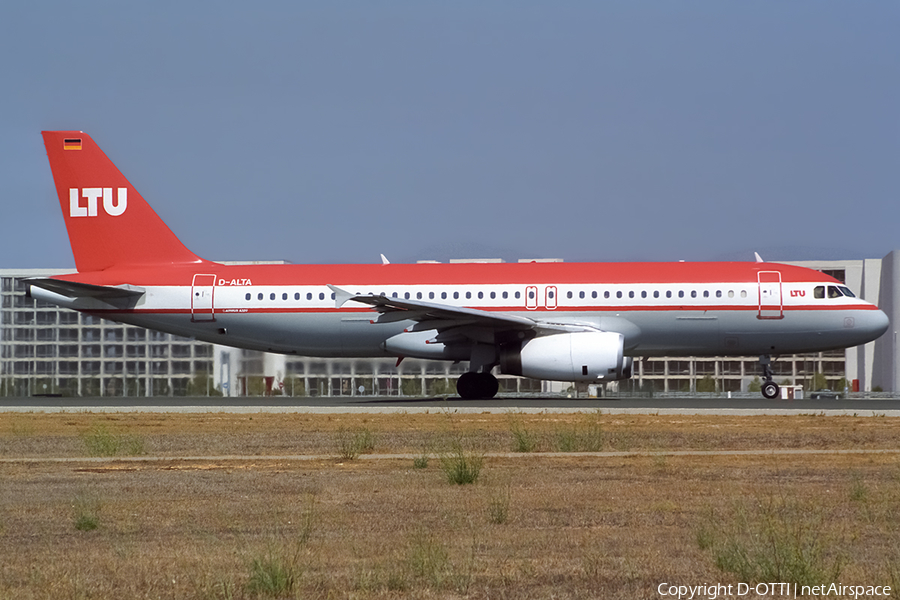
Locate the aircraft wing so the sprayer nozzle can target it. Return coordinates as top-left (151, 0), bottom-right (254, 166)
top-left (328, 285), bottom-right (601, 337)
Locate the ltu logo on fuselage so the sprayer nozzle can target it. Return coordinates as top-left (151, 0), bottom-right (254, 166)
top-left (68, 188), bottom-right (127, 217)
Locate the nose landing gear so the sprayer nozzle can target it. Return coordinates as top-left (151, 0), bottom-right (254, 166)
top-left (759, 355), bottom-right (780, 400)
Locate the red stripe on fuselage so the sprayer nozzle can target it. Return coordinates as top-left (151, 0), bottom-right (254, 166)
top-left (90, 303), bottom-right (878, 316)
top-left (50, 261), bottom-right (841, 288)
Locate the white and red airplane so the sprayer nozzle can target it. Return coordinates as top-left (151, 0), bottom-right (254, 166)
top-left (28, 131), bottom-right (889, 399)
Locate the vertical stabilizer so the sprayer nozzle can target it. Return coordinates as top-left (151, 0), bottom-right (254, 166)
top-left (42, 131), bottom-right (204, 272)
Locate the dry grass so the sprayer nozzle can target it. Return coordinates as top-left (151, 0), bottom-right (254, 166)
top-left (0, 411), bottom-right (899, 598)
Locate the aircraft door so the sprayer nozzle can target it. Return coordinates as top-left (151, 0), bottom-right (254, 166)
top-left (191, 274), bottom-right (216, 322)
top-left (525, 286), bottom-right (538, 310)
top-left (757, 271), bottom-right (783, 320)
top-left (545, 286), bottom-right (558, 310)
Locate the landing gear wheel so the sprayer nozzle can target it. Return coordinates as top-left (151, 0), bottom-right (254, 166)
top-left (477, 372), bottom-right (499, 399)
top-left (456, 372), bottom-right (499, 400)
top-left (761, 381), bottom-right (780, 400)
top-left (456, 372), bottom-right (477, 399)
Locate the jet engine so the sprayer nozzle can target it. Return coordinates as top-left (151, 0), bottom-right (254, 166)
top-left (499, 331), bottom-right (633, 382)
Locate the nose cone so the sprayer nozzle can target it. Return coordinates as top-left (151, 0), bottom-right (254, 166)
top-left (861, 308), bottom-right (890, 342)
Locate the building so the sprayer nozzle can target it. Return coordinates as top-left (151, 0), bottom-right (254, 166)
top-left (2, 253), bottom-right (897, 397)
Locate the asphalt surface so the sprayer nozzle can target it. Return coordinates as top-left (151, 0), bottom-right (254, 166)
top-left (2, 395), bottom-right (900, 415)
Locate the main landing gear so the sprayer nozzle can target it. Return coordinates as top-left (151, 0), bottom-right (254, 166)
top-left (759, 355), bottom-right (780, 400)
top-left (456, 372), bottom-right (499, 400)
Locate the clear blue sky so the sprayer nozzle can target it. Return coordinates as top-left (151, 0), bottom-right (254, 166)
top-left (2, 2), bottom-right (897, 268)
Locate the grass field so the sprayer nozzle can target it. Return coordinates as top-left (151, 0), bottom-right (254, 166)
top-left (1, 411), bottom-right (899, 599)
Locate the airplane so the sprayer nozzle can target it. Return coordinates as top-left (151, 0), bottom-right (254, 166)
top-left (27, 131), bottom-right (890, 400)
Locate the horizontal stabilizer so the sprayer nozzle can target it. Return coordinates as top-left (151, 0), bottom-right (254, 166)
top-left (26, 278), bottom-right (145, 299)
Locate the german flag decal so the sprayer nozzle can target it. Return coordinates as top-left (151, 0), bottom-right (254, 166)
top-left (63, 138), bottom-right (82, 150)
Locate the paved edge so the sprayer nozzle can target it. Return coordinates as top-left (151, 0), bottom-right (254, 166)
top-left (3, 448), bottom-right (900, 464)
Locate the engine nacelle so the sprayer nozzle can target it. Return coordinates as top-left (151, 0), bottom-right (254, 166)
top-left (499, 331), bottom-right (633, 382)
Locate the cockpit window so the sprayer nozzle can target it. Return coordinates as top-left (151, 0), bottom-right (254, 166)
top-left (828, 286), bottom-right (842, 299)
top-left (814, 286), bottom-right (825, 299)
top-left (838, 286), bottom-right (856, 298)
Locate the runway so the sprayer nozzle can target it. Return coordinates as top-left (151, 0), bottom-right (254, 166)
top-left (3, 395), bottom-right (900, 416)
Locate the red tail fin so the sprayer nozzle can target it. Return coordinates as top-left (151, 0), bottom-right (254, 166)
top-left (42, 131), bottom-right (204, 272)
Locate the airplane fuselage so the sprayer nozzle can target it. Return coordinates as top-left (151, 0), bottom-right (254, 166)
top-left (34, 261), bottom-right (886, 359)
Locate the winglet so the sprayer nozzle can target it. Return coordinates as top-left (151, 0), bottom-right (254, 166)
top-left (327, 284), bottom-right (354, 308)
top-left (380, 254), bottom-right (390, 265)
top-left (754, 252), bottom-right (764, 263)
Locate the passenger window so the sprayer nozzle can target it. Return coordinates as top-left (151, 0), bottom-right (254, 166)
top-left (478, 291), bottom-right (483, 299)
top-left (839, 286), bottom-right (856, 298)
top-left (294, 293), bottom-right (300, 300)
top-left (429, 292), bottom-right (434, 300)
top-left (405, 292), bottom-right (411, 299)
top-left (828, 286), bottom-right (842, 299)
top-left (270, 293), bottom-right (276, 301)
top-left (666, 291), bottom-right (672, 298)
top-left (653, 291), bottom-right (659, 298)
top-left (728, 291), bottom-right (734, 298)
top-left (319, 292), bottom-right (325, 300)
top-left (307, 292), bottom-right (312, 300)
top-left (502, 291), bottom-right (508, 299)
top-left (515, 291), bottom-right (521, 299)
top-left (628, 291), bottom-right (634, 299)
top-left (567, 291), bottom-right (573, 299)
top-left (331, 293), bottom-right (335, 300)
top-left (690, 291), bottom-right (697, 298)
top-left (245, 293), bottom-right (251, 301)
top-left (441, 291), bottom-right (447, 299)
top-left (716, 290), bottom-right (722, 298)
top-left (282, 293), bottom-right (288, 300)
top-left (740, 290), bottom-right (747, 298)
top-left (416, 292), bottom-right (422, 299)
top-left (466, 291), bottom-right (472, 300)
top-left (641, 291), bottom-right (647, 299)
top-left (392, 292), bottom-right (398, 298)
top-left (592, 291), bottom-right (597, 299)
top-left (616, 291), bottom-right (623, 299)
top-left (604, 291), bottom-right (610, 299)
top-left (703, 291), bottom-right (709, 298)
top-left (258, 293), bottom-right (264, 300)
top-left (491, 291), bottom-right (496, 299)
top-left (454, 291), bottom-right (459, 300)
top-left (814, 286), bottom-right (825, 299)
top-left (548, 290), bottom-right (555, 299)
top-left (678, 291), bottom-right (684, 298)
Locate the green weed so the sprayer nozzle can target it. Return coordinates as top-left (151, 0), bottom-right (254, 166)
top-left (73, 493), bottom-right (101, 532)
top-left (335, 426), bottom-right (376, 460)
top-left (699, 493), bottom-right (844, 586)
top-left (439, 442), bottom-right (483, 485)
top-left (245, 553), bottom-right (296, 597)
top-left (81, 423), bottom-right (145, 457)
